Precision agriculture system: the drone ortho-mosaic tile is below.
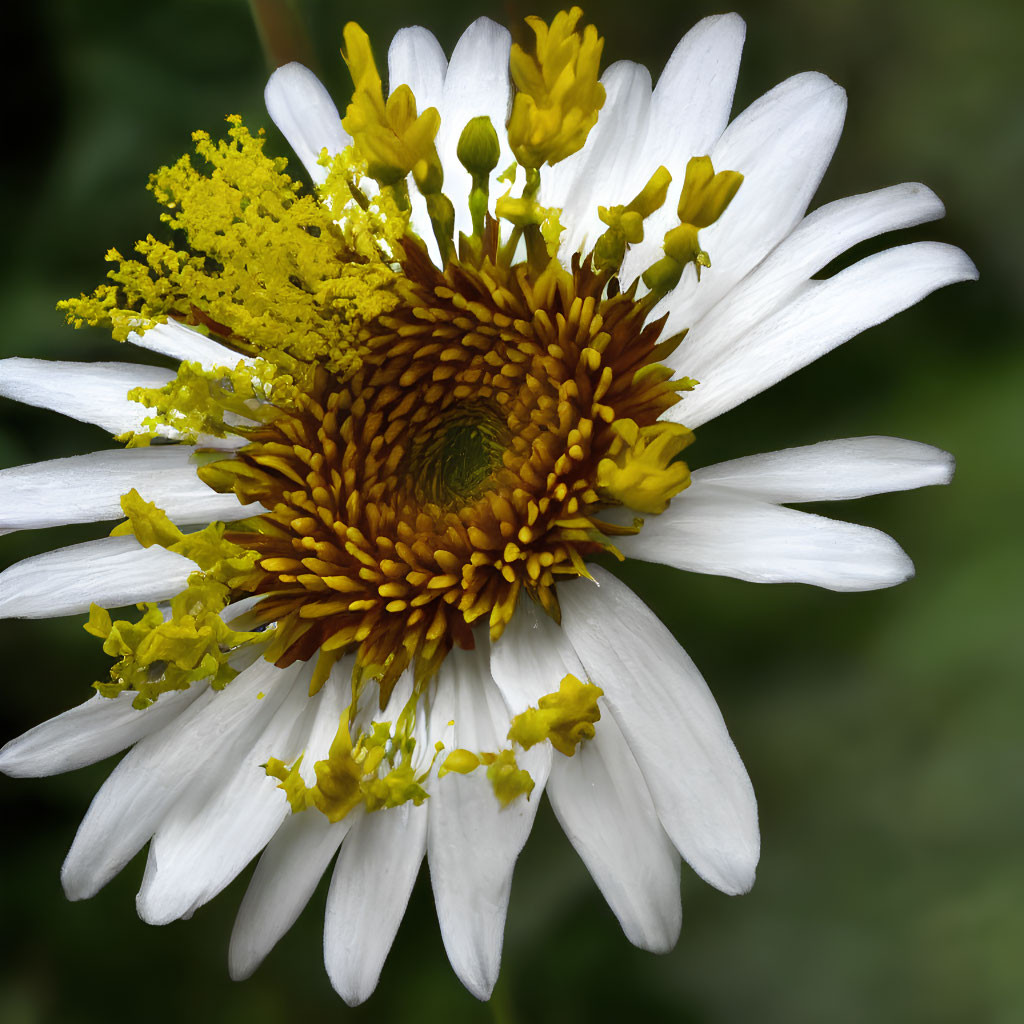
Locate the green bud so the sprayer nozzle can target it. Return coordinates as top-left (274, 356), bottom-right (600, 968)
top-left (457, 116), bottom-right (501, 178)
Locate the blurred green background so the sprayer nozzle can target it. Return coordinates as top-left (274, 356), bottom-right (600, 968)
top-left (0, 1), bottom-right (1020, 1021)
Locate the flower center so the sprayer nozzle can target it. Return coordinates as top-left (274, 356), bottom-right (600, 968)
top-left (408, 402), bottom-right (507, 506)
top-left (198, 243), bottom-right (693, 702)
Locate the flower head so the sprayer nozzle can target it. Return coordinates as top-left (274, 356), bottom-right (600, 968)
top-left (0, 8), bottom-right (975, 1006)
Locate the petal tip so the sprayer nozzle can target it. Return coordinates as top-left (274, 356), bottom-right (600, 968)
top-left (227, 941), bottom-right (260, 982)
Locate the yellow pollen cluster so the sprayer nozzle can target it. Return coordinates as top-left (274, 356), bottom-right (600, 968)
top-left (59, 116), bottom-right (405, 379)
top-left (342, 22), bottom-right (444, 194)
top-left (439, 747), bottom-right (536, 807)
top-left (644, 156), bottom-right (744, 291)
top-left (86, 491), bottom-right (264, 708)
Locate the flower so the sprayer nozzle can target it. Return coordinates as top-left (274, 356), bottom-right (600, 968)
top-left (0, 7), bottom-right (975, 1007)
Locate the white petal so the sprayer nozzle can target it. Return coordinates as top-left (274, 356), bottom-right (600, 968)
top-left (490, 597), bottom-right (584, 714)
top-left (61, 658), bottom-right (292, 901)
top-left (681, 182), bottom-right (947, 365)
top-left (633, 72), bottom-right (847, 325)
top-left (547, 707), bottom-right (682, 952)
top-left (642, 14), bottom-right (746, 178)
top-left (557, 61), bottom-right (653, 260)
top-left (386, 28), bottom-right (448, 265)
top-left (436, 18), bottom-right (513, 243)
top-left (0, 686), bottom-right (204, 778)
top-left (324, 802), bottom-right (428, 1006)
top-left (231, 811), bottom-right (347, 981)
top-left (227, 673), bottom-right (351, 978)
top-left (493, 600), bottom-right (682, 950)
top-left (0, 447), bottom-right (263, 533)
top-left (427, 647), bottom-right (549, 1000)
top-left (614, 13), bottom-right (745, 239)
top-left (136, 667), bottom-right (315, 925)
top-left (559, 568), bottom-right (759, 895)
top-left (0, 535), bottom-right (193, 619)
top-left (231, 812), bottom-right (347, 981)
top-left (125, 320), bottom-right (252, 371)
top-left (674, 241), bottom-right (979, 428)
top-left (265, 62), bottom-right (350, 185)
top-left (692, 72), bottom-right (846, 308)
top-left (620, 487), bottom-right (914, 590)
top-left (0, 359), bottom-right (174, 436)
top-left (388, 26), bottom-right (447, 109)
top-left (691, 436), bottom-right (955, 503)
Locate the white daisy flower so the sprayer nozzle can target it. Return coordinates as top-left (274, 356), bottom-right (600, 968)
top-left (0, 7), bottom-right (975, 1006)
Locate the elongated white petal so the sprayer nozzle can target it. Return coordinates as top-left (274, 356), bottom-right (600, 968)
top-left (125, 320), bottom-right (252, 371)
top-left (137, 668), bottom-right (316, 925)
top-left (427, 647), bottom-right (550, 1000)
top-left (621, 487), bottom-right (914, 590)
top-left (490, 597), bottom-right (584, 714)
top-left (325, 802), bottom-right (428, 1006)
top-left (547, 707), bottom-right (682, 952)
top-left (61, 658), bottom-right (292, 901)
top-left (386, 28), bottom-right (448, 263)
top-left (641, 13), bottom-right (746, 186)
top-left (691, 436), bottom-right (955, 503)
top-left (560, 568), bottom-right (758, 895)
top-left (613, 13), bottom-right (745, 257)
top-left (227, 673), bottom-right (350, 977)
top-left (0, 535), bottom-right (193, 619)
top-left (493, 601), bottom-right (682, 950)
top-left (681, 183), bottom-right (947, 364)
top-left (222, 675), bottom-right (346, 978)
top-left (686, 72), bottom-right (846, 317)
top-left (388, 26), bottom-right (447, 110)
top-left (0, 447), bottom-right (262, 533)
top-left (0, 359), bottom-right (173, 436)
top-left (625, 70), bottom-right (845, 304)
top-left (674, 241), bottom-right (978, 427)
top-left (0, 687), bottom-right (204, 778)
top-left (436, 18), bottom-right (513, 242)
top-left (265, 62), bottom-right (349, 185)
top-left (231, 812), bottom-right (347, 981)
top-left (557, 61), bottom-right (653, 260)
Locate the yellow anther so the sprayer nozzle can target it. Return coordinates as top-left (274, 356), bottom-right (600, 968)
top-left (438, 748), bottom-right (481, 776)
top-left (508, 674), bottom-right (604, 756)
top-left (507, 7), bottom-right (606, 168)
top-left (597, 419), bottom-right (694, 514)
top-left (486, 749), bottom-right (535, 806)
top-left (592, 165), bottom-right (673, 272)
top-left (676, 155), bottom-right (744, 229)
top-left (642, 155), bottom-right (743, 291)
top-left (342, 22), bottom-right (444, 192)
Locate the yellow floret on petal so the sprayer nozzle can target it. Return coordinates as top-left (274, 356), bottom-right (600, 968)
top-left (508, 673), bottom-right (604, 756)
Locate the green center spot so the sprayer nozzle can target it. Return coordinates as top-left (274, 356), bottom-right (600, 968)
top-left (411, 404), bottom-right (507, 506)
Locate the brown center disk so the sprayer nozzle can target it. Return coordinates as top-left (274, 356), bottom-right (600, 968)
top-left (210, 240), bottom-right (680, 702)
